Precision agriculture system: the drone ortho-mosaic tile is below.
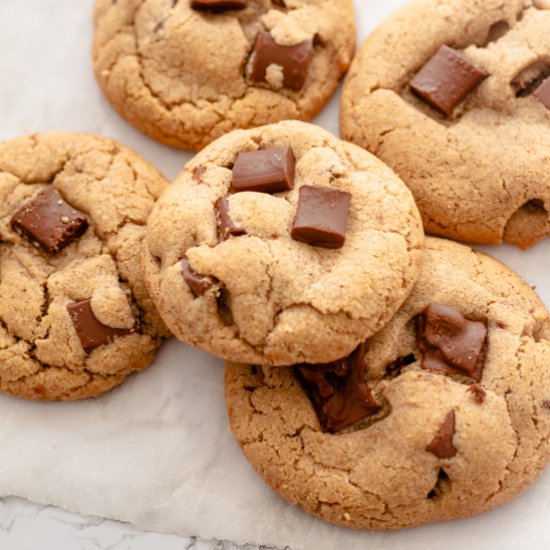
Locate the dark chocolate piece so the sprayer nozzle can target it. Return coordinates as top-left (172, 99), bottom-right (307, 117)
top-left (296, 344), bottom-right (380, 433)
top-left (409, 45), bottom-right (488, 117)
top-left (11, 187), bottom-right (88, 255)
top-left (231, 147), bottom-right (295, 194)
top-left (192, 165), bottom-right (207, 182)
top-left (385, 354), bottom-right (416, 378)
top-left (426, 410), bottom-right (457, 459)
top-left (468, 384), bottom-right (486, 404)
top-left (67, 299), bottom-right (132, 354)
top-left (533, 76), bottom-right (550, 110)
top-left (191, 0), bottom-right (247, 11)
top-left (214, 197), bottom-right (247, 240)
top-left (181, 259), bottom-right (214, 297)
top-left (291, 185), bottom-right (351, 249)
top-left (417, 304), bottom-right (488, 381)
top-left (249, 31), bottom-right (313, 91)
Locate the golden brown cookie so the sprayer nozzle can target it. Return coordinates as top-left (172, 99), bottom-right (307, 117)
top-left (143, 121), bottom-right (424, 366)
top-left (341, 0), bottom-right (550, 249)
top-left (225, 237), bottom-right (550, 530)
top-left (0, 132), bottom-right (169, 401)
top-left (93, 0), bottom-right (355, 151)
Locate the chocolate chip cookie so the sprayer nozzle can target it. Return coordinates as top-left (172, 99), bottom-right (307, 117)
top-left (143, 121), bottom-right (424, 366)
top-left (93, 0), bottom-right (355, 151)
top-left (225, 237), bottom-right (550, 529)
top-left (0, 133), bottom-right (169, 401)
top-left (341, 0), bottom-right (550, 249)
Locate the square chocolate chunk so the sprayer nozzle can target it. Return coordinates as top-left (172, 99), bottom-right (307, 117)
top-left (291, 185), bottom-right (351, 249)
top-left (249, 31), bottom-right (313, 91)
top-left (534, 76), bottom-right (550, 110)
top-left (191, 0), bottom-right (247, 11)
top-left (409, 45), bottom-right (488, 117)
top-left (67, 299), bottom-right (133, 354)
top-left (11, 187), bottom-right (88, 254)
top-left (231, 147), bottom-right (295, 194)
top-left (181, 259), bottom-right (215, 297)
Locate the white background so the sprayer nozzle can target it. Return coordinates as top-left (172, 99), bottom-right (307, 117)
top-left (1, 1), bottom-right (550, 549)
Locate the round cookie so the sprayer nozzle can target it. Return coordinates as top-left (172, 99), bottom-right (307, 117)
top-left (0, 132), bottom-right (169, 401)
top-left (225, 237), bottom-right (550, 530)
top-left (93, 0), bottom-right (355, 151)
top-left (143, 121), bottom-right (424, 366)
top-left (341, 0), bottom-right (550, 249)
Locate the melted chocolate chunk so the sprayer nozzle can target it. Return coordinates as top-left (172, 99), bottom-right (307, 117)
top-left (11, 187), bottom-right (88, 254)
top-left (181, 259), bottom-right (215, 297)
top-left (533, 76), bottom-right (550, 109)
top-left (214, 197), bottom-right (247, 240)
top-left (296, 344), bottom-right (380, 433)
top-left (468, 384), bottom-right (486, 404)
top-left (232, 147), bottom-right (295, 194)
top-left (249, 31), bottom-right (313, 91)
top-left (291, 185), bottom-right (351, 249)
top-left (67, 299), bottom-right (133, 354)
top-left (409, 45), bottom-right (488, 117)
top-left (426, 409), bottom-right (457, 459)
top-left (417, 304), bottom-right (488, 381)
top-left (191, 0), bottom-right (247, 11)
top-left (385, 354), bottom-right (416, 378)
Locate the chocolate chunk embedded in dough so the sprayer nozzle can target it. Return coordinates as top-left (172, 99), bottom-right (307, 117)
top-left (181, 259), bottom-right (214, 297)
top-left (191, 0), bottom-right (247, 11)
top-left (417, 304), bottom-right (488, 381)
top-left (214, 197), bottom-right (247, 240)
top-left (11, 187), bottom-right (88, 254)
top-left (534, 76), bottom-right (550, 109)
top-left (426, 409), bottom-right (457, 459)
top-left (232, 147), bottom-right (295, 194)
top-left (410, 45), bottom-right (488, 117)
top-left (296, 344), bottom-right (380, 433)
top-left (291, 185), bottom-right (351, 249)
top-left (67, 299), bottom-right (133, 354)
top-left (249, 31), bottom-right (313, 91)
top-left (468, 384), bottom-right (486, 404)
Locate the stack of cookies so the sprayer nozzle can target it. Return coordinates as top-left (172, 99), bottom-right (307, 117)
top-left (1, 0), bottom-right (550, 537)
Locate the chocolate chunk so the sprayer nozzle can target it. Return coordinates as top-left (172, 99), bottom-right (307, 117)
top-left (291, 185), bottom-right (351, 249)
top-left (11, 187), bottom-right (88, 254)
top-left (426, 410), bottom-right (457, 459)
top-left (249, 31), bottom-right (313, 91)
top-left (214, 197), bottom-right (247, 240)
top-left (533, 76), bottom-right (550, 109)
top-left (67, 299), bottom-right (132, 354)
top-left (181, 259), bottom-right (214, 297)
top-left (231, 147), bottom-right (295, 194)
top-left (468, 384), bottom-right (486, 404)
top-left (543, 400), bottom-right (550, 410)
top-left (409, 45), bottom-right (488, 117)
top-left (191, 0), bottom-right (247, 11)
top-left (385, 354), bottom-right (416, 378)
top-left (417, 304), bottom-right (488, 381)
top-left (296, 344), bottom-right (381, 433)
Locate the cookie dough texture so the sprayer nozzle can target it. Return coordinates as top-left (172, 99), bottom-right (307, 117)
top-left (143, 121), bottom-right (424, 366)
top-left (341, 0), bottom-right (550, 248)
top-left (0, 133), bottom-right (169, 401)
top-left (225, 237), bottom-right (550, 530)
top-left (93, 0), bottom-right (355, 151)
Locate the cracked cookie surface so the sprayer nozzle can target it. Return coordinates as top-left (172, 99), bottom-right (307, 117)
top-left (225, 237), bottom-right (550, 530)
top-left (93, 0), bottom-right (355, 151)
top-left (341, 0), bottom-right (550, 249)
top-left (0, 132), bottom-right (169, 401)
top-left (143, 121), bottom-right (424, 366)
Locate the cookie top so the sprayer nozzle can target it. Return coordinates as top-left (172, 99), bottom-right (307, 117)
top-left (143, 121), bottom-right (424, 366)
top-left (225, 237), bottom-right (550, 530)
top-left (341, 0), bottom-right (550, 249)
top-left (93, 0), bottom-right (355, 151)
top-left (0, 133), bottom-right (169, 401)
